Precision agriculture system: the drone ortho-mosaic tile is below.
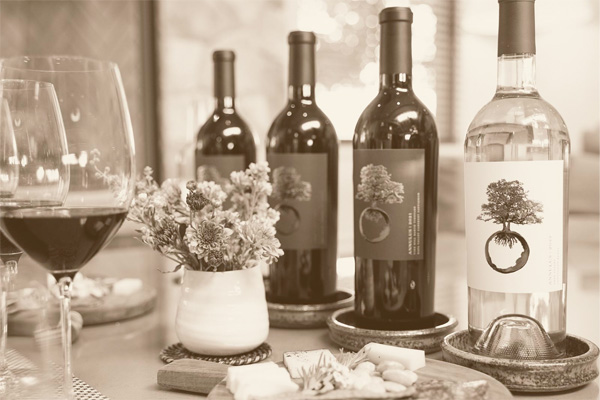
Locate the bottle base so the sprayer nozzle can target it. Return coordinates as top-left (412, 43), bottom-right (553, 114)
top-left (266, 291), bottom-right (341, 305)
top-left (354, 312), bottom-right (438, 331)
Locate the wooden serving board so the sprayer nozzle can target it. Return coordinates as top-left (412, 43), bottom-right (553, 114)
top-left (207, 359), bottom-right (513, 400)
top-left (8, 285), bottom-right (156, 334)
top-left (72, 285), bottom-right (156, 325)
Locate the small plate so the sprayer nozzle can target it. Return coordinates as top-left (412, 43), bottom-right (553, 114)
top-left (160, 342), bottom-right (272, 366)
top-left (268, 290), bottom-right (354, 329)
top-left (327, 307), bottom-right (458, 353)
top-left (441, 330), bottom-right (600, 392)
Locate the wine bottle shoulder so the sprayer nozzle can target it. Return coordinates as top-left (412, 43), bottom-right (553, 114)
top-left (467, 94), bottom-right (569, 137)
top-left (267, 102), bottom-right (338, 153)
top-left (195, 110), bottom-right (256, 156)
top-left (197, 110), bottom-right (255, 140)
top-left (354, 90), bottom-right (438, 149)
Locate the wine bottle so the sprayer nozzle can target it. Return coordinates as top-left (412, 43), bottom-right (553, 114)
top-left (195, 50), bottom-right (256, 183)
top-left (266, 31), bottom-right (339, 304)
top-left (464, 0), bottom-right (569, 354)
top-left (353, 7), bottom-right (438, 330)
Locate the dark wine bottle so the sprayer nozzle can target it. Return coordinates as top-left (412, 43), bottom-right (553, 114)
top-left (353, 7), bottom-right (439, 329)
top-left (266, 31), bottom-right (339, 304)
top-left (195, 50), bottom-right (256, 183)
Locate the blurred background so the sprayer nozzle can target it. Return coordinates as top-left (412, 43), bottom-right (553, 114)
top-left (0, 0), bottom-right (597, 256)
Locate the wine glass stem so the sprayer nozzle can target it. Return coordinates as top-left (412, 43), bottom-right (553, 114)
top-left (4, 261), bottom-right (17, 286)
top-left (0, 264), bottom-right (9, 373)
top-left (57, 276), bottom-right (73, 399)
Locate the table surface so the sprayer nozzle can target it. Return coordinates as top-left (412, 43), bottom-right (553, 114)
top-left (8, 232), bottom-right (599, 400)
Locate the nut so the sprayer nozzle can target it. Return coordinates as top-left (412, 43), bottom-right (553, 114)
top-left (376, 360), bottom-right (406, 373)
top-left (384, 381), bottom-right (408, 393)
top-left (382, 369), bottom-right (418, 386)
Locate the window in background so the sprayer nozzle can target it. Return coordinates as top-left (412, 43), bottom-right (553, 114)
top-left (0, 0), bottom-right (159, 176)
top-left (294, 0), bottom-right (455, 141)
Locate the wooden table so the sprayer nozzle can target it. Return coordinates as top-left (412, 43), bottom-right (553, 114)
top-left (8, 232), bottom-right (599, 399)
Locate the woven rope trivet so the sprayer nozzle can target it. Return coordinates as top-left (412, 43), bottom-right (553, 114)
top-left (160, 342), bottom-right (272, 366)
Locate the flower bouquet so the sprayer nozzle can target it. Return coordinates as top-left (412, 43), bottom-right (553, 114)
top-left (128, 162), bottom-right (283, 272)
top-left (128, 162), bottom-right (282, 355)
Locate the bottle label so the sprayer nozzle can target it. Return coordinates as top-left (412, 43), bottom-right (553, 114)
top-left (196, 154), bottom-right (245, 184)
top-left (353, 149), bottom-right (425, 260)
top-left (464, 160), bottom-right (564, 293)
top-left (267, 153), bottom-right (328, 250)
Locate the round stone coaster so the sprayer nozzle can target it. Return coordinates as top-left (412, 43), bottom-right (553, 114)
top-left (267, 290), bottom-right (354, 329)
top-left (327, 307), bottom-right (458, 353)
top-left (441, 330), bottom-right (600, 392)
top-left (160, 342), bottom-right (272, 366)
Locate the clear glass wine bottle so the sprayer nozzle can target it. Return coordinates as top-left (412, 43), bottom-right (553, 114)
top-left (464, 0), bottom-right (569, 354)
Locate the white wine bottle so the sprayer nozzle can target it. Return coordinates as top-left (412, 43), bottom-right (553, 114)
top-left (464, 0), bottom-right (570, 354)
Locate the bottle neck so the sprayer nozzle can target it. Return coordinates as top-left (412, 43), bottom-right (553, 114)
top-left (214, 60), bottom-right (235, 111)
top-left (288, 41), bottom-right (315, 103)
top-left (380, 73), bottom-right (412, 91)
top-left (496, 54), bottom-right (537, 94)
top-left (379, 20), bottom-right (412, 84)
top-left (288, 84), bottom-right (315, 102)
top-left (496, 0), bottom-right (537, 94)
top-left (215, 96), bottom-right (234, 111)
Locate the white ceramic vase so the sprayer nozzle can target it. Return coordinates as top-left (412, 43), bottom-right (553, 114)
top-left (175, 265), bottom-right (269, 356)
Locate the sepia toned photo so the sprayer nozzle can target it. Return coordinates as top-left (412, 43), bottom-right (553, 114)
top-left (0, 0), bottom-right (597, 399)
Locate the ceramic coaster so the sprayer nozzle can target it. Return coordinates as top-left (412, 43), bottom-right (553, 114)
top-left (441, 330), bottom-right (600, 392)
top-left (160, 342), bottom-right (272, 366)
top-left (327, 307), bottom-right (458, 353)
top-left (268, 290), bottom-right (354, 329)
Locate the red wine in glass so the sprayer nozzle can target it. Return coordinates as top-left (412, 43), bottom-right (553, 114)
top-left (0, 200), bottom-right (63, 266)
top-left (0, 207), bottom-right (127, 280)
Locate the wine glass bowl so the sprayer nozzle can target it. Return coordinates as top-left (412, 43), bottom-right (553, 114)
top-left (0, 78), bottom-right (69, 398)
top-left (0, 79), bottom-right (69, 209)
top-left (1, 56), bottom-right (135, 209)
top-left (0, 78), bottom-right (70, 273)
top-left (0, 57), bottom-right (136, 399)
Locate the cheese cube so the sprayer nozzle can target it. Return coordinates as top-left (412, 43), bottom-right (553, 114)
top-left (283, 349), bottom-right (337, 379)
top-left (233, 377), bottom-right (298, 400)
top-left (226, 362), bottom-right (279, 390)
top-left (363, 343), bottom-right (426, 371)
top-left (228, 368), bottom-right (292, 393)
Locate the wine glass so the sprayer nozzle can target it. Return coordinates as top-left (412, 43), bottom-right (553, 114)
top-left (0, 79), bottom-right (69, 397)
top-left (0, 57), bottom-right (136, 399)
top-left (0, 96), bottom-right (22, 274)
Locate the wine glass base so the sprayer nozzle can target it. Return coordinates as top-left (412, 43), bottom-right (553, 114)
top-left (0, 368), bottom-right (16, 399)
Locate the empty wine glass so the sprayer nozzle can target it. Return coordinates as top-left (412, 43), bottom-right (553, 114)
top-left (0, 78), bottom-right (69, 398)
top-left (0, 57), bottom-right (136, 399)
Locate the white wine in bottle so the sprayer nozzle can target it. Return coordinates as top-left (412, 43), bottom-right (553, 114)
top-left (464, 0), bottom-right (570, 355)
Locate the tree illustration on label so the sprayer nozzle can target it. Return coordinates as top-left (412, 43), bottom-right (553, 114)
top-left (271, 166), bottom-right (312, 235)
top-left (356, 164), bottom-right (404, 243)
top-left (478, 179), bottom-right (543, 274)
